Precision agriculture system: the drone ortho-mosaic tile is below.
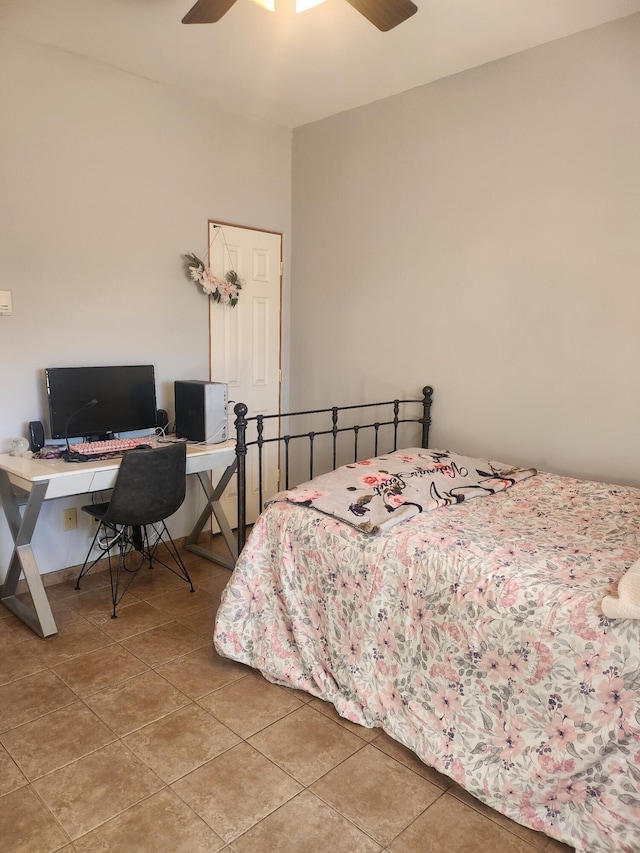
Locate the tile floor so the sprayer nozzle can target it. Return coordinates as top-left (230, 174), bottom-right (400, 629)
top-left (0, 538), bottom-right (576, 853)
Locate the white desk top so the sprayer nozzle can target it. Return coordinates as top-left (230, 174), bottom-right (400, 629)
top-left (0, 440), bottom-right (236, 500)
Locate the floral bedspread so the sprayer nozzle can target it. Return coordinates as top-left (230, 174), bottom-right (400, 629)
top-left (281, 448), bottom-right (537, 535)
top-left (214, 471), bottom-right (640, 853)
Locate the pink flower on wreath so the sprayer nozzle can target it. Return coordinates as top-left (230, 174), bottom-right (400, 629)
top-left (201, 267), bottom-right (224, 296)
top-left (217, 278), bottom-right (239, 304)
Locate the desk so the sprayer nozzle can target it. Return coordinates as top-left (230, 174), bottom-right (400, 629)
top-left (0, 441), bottom-right (237, 638)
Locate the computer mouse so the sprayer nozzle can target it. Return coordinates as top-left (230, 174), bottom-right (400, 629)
top-left (135, 444), bottom-right (153, 450)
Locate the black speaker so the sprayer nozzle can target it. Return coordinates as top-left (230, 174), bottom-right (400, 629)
top-left (156, 408), bottom-right (169, 431)
top-left (28, 420), bottom-right (45, 452)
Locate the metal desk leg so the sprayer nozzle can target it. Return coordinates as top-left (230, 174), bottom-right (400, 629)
top-left (185, 461), bottom-right (238, 570)
top-left (0, 472), bottom-right (58, 638)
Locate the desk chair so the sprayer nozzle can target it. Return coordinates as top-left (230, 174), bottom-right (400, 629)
top-left (75, 442), bottom-right (194, 617)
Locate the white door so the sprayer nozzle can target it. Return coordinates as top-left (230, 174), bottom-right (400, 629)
top-left (208, 221), bottom-right (282, 525)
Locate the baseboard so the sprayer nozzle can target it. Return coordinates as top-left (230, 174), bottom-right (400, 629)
top-left (13, 533), bottom-right (197, 596)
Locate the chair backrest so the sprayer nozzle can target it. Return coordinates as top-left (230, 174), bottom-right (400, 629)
top-left (102, 442), bottom-right (187, 526)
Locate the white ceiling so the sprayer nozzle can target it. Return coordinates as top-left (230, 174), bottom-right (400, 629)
top-left (2, 0), bottom-right (639, 127)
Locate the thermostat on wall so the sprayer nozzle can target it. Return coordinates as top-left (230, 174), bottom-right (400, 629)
top-left (0, 291), bottom-right (12, 315)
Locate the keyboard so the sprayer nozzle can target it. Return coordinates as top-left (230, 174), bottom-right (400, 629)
top-left (70, 438), bottom-right (153, 457)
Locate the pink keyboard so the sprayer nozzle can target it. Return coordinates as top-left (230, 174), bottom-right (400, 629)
top-left (71, 438), bottom-right (153, 456)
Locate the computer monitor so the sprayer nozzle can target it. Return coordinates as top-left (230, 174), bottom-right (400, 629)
top-left (45, 365), bottom-right (157, 441)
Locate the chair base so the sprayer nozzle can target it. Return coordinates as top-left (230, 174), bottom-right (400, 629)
top-left (76, 521), bottom-right (194, 618)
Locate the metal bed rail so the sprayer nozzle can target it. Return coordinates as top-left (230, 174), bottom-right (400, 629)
top-left (233, 386), bottom-right (433, 553)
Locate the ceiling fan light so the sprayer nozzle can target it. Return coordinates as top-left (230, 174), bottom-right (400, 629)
top-left (250, 0), bottom-right (275, 11)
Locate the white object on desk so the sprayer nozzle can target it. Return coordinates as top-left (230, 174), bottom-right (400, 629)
top-left (10, 438), bottom-right (31, 457)
top-left (0, 440), bottom-right (237, 638)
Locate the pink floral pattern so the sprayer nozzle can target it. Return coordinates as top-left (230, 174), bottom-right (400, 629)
top-left (214, 472), bottom-right (640, 853)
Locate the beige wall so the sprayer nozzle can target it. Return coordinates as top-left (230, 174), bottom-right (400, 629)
top-left (291, 14), bottom-right (640, 486)
top-left (0, 30), bottom-right (292, 577)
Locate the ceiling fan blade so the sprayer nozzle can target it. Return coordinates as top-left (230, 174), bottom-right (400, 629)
top-left (344, 0), bottom-right (417, 31)
top-left (182, 0), bottom-right (239, 24)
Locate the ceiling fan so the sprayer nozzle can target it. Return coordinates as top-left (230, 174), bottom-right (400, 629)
top-left (182, 0), bottom-right (418, 32)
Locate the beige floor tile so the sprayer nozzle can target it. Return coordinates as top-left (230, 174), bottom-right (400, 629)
top-left (24, 619), bottom-right (111, 667)
top-left (249, 704), bottom-right (365, 786)
top-left (0, 785), bottom-right (70, 853)
top-left (50, 600), bottom-right (88, 628)
top-left (172, 741), bottom-right (302, 842)
top-left (544, 839), bottom-right (576, 852)
top-left (0, 618), bottom-right (23, 651)
top-left (52, 642), bottom-right (149, 697)
top-left (0, 640), bottom-right (47, 685)
top-left (388, 792), bottom-right (542, 853)
top-left (0, 700), bottom-right (116, 780)
top-left (0, 742), bottom-right (27, 796)
top-left (47, 570), bottom-right (111, 600)
top-left (124, 703), bottom-right (240, 782)
top-left (0, 610), bottom-right (45, 642)
top-left (176, 604), bottom-right (219, 638)
top-left (84, 669), bottom-right (189, 736)
top-left (201, 573), bottom-right (233, 598)
top-left (121, 620), bottom-right (208, 666)
top-left (308, 697), bottom-right (381, 741)
top-left (73, 788), bottom-right (225, 853)
top-left (449, 783), bottom-right (549, 848)
top-left (33, 741), bottom-right (163, 840)
top-left (197, 671), bottom-right (303, 738)
top-left (156, 644), bottom-right (248, 699)
top-left (185, 566), bottom-right (232, 596)
top-left (86, 598), bottom-right (173, 639)
top-left (373, 731), bottom-right (452, 788)
top-left (0, 670), bottom-right (76, 733)
top-left (311, 744), bottom-right (442, 846)
top-left (280, 685), bottom-right (317, 704)
top-left (60, 585), bottom-right (140, 620)
top-left (179, 560), bottom-right (230, 589)
top-left (125, 566), bottom-right (190, 598)
top-left (232, 789), bottom-right (382, 853)
top-left (143, 586), bottom-right (219, 618)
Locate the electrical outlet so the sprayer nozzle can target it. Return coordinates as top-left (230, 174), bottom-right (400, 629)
top-left (88, 513), bottom-right (99, 528)
top-left (62, 508), bottom-right (77, 531)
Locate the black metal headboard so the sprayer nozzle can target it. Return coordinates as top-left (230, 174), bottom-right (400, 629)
top-left (233, 386), bottom-right (433, 552)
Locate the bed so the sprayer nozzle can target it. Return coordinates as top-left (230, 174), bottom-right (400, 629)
top-left (213, 387), bottom-right (640, 853)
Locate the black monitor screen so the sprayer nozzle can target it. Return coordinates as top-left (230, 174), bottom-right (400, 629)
top-left (45, 365), bottom-right (157, 440)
